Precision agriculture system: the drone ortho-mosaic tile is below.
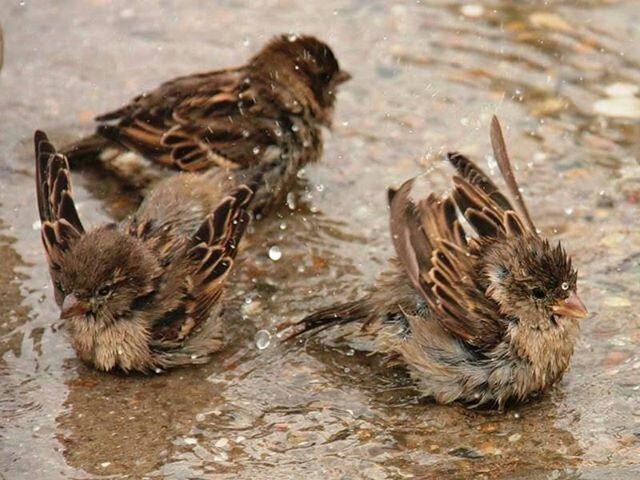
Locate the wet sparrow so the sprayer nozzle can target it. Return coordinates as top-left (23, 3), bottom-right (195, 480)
top-left (289, 117), bottom-right (588, 407)
top-left (36, 131), bottom-right (253, 373)
top-left (63, 34), bottom-right (350, 214)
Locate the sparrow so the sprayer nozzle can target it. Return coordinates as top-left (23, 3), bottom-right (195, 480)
top-left (62, 34), bottom-right (350, 214)
top-left (35, 130), bottom-right (254, 373)
top-left (289, 117), bottom-right (588, 407)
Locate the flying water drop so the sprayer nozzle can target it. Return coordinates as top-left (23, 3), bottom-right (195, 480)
top-left (255, 330), bottom-right (271, 350)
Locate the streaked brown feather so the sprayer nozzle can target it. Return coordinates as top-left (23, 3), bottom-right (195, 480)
top-left (447, 152), bottom-right (512, 211)
top-left (489, 116), bottom-right (536, 231)
top-left (388, 175), bottom-right (507, 348)
top-left (388, 180), bottom-right (432, 299)
top-left (155, 186), bottom-right (253, 342)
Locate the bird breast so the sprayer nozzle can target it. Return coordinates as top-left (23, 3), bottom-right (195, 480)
top-left (504, 318), bottom-right (580, 391)
top-left (67, 314), bottom-right (154, 372)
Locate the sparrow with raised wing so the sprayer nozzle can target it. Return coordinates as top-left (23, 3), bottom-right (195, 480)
top-left (289, 117), bottom-right (588, 407)
top-left (63, 34), bottom-right (350, 214)
top-left (36, 131), bottom-right (254, 373)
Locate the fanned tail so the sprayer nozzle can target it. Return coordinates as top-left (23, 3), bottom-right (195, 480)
top-left (283, 299), bottom-right (372, 341)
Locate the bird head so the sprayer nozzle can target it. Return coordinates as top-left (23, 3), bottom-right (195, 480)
top-left (252, 34), bottom-right (351, 126)
top-left (484, 235), bottom-right (588, 328)
top-left (53, 226), bottom-right (160, 324)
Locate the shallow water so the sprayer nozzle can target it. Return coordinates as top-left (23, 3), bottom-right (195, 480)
top-left (1, 1), bottom-right (639, 479)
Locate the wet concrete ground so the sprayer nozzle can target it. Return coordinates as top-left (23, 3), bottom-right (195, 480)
top-left (1, 1), bottom-right (639, 479)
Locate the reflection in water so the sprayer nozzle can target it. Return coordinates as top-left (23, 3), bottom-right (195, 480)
top-left (0, 0), bottom-right (639, 479)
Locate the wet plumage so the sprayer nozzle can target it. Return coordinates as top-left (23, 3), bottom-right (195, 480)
top-left (36, 131), bottom-right (253, 373)
top-left (289, 117), bottom-right (588, 407)
top-left (62, 34), bottom-right (350, 214)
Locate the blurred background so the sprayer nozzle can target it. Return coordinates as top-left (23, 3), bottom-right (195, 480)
top-left (0, 1), bottom-right (638, 478)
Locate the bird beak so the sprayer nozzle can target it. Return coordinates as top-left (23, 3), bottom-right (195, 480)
top-left (335, 70), bottom-right (352, 84)
top-left (60, 294), bottom-right (91, 320)
top-left (551, 291), bottom-right (588, 319)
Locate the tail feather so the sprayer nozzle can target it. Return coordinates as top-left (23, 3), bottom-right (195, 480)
top-left (283, 299), bottom-right (372, 341)
top-left (59, 133), bottom-right (118, 164)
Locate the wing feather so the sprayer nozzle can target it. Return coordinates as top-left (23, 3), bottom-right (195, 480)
top-left (92, 68), bottom-right (293, 174)
top-left (183, 185), bottom-right (253, 334)
top-left (489, 116), bottom-right (536, 231)
top-left (34, 131), bottom-right (85, 304)
top-left (389, 122), bottom-right (538, 348)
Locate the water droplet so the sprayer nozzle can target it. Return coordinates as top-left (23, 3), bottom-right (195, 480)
top-left (244, 296), bottom-right (252, 305)
top-left (252, 146), bottom-right (261, 155)
top-left (291, 124), bottom-right (299, 132)
top-left (486, 154), bottom-right (497, 171)
top-left (296, 168), bottom-right (307, 179)
top-left (242, 38), bottom-right (250, 47)
top-left (315, 183), bottom-right (325, 192)
top-left (564, 207), bottom-right (573, 216)
top-left (561, 282), bottom-right (569, 290)
top-left (279, 222), bottom-right (287, 230)
top-left (286, 192), bottom-right (297, 210)
top-left (268, 246), bottom-right (282, 261)
top-left (255, 330), bottom-right (271, 350)
top-left (241, 129), bottom-right (250, 138)
top-left (287, 34), bottom-right (298, 42)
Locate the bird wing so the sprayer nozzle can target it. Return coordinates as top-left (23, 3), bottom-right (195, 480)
top-left (149, 184), bottom-right (253, 345)
top-left (94, 67), bottom-right (295, 172)
top-left (34, 131), bottom-right (85, 304)
top-left (389, 145), bottom-right (532, 349)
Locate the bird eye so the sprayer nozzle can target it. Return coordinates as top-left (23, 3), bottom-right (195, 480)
top-left (532, 287), bottom-right (546, 300)
top-left (97, 285), bottom-right (112, 297)
top-left (561, 282), bottom-right (569, 291)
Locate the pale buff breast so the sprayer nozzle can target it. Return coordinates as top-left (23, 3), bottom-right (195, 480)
top-left (502, 319), bottom-right (581, 396)
top-left (67, 316), bottom-right (154, 372)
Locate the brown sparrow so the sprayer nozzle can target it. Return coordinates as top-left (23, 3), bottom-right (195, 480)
top-left (289, 117), bottom-right (588, 407)
top-left (62, 34), bottom-right (350, 214)
top-left (35, 130), bottom-right (253, 373)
